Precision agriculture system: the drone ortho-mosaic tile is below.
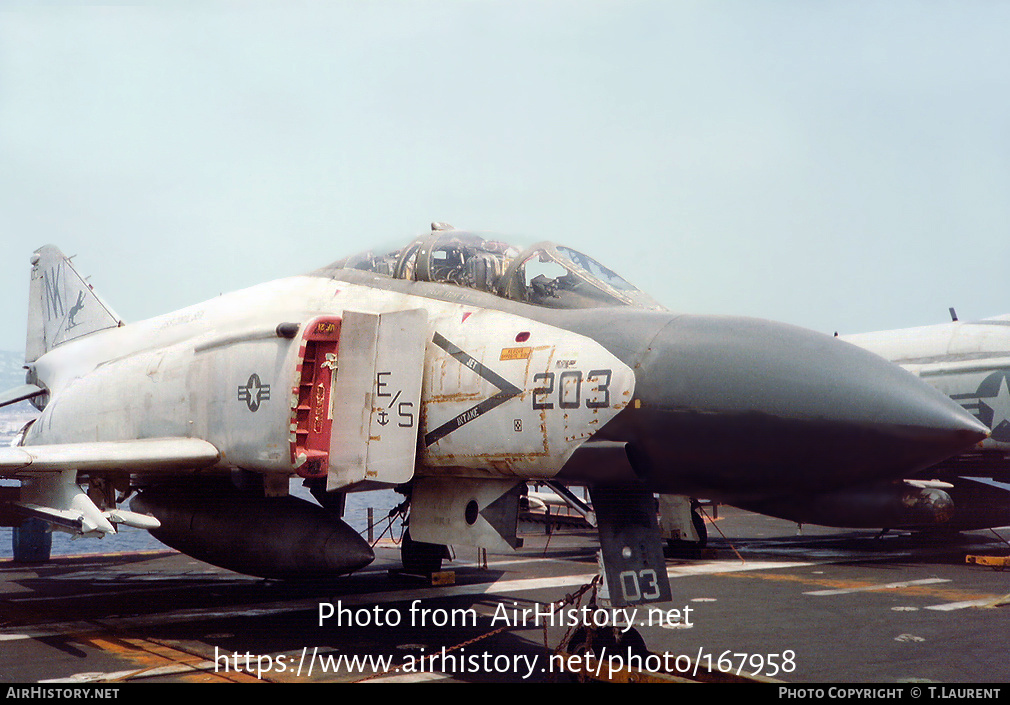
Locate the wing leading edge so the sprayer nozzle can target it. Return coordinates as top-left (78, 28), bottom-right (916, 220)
top-left (1, 437), bottom-right (220, 536)
top-left (0, 437), bottom-right (220, 474)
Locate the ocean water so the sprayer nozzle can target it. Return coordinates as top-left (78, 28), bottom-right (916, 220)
top-left (1, 415), bottom-right (408, 559)
top-left (0, 480), bottom-right (404, 559)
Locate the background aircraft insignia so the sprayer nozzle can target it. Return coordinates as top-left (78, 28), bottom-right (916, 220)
top-left (951, 369), bottom-right (1010, 442)
top-left (843, 317), bottom-right (1010, 531)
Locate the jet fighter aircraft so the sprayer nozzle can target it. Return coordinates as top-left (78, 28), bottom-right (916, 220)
top-left (0, 225), bottom-right (989, 606)
top-left (828, 314), bottom-right (1010, 532)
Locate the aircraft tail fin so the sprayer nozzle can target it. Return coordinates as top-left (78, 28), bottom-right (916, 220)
top-left (26, 246), bottom-right (123, 363)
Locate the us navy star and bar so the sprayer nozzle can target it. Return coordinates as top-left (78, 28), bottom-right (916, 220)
top-left (238, 373), bottom-right (271, 412)
top-left (951, 369), bottom-right (1010, 442)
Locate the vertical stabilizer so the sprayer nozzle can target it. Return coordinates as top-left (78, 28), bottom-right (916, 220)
top-left (26, 246), bottom-right (122, 363)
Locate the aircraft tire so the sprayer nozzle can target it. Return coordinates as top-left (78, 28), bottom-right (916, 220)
top-left (692, 508), bottom-right (708, 546)
top-left (564, 626), bottom-right (615, 682)
top-left (664, 508), bottom-right (707, 555)
top-left (400, 530), bottom-right (447, 574)
top-left (564, 626), bottom-right (649, 682)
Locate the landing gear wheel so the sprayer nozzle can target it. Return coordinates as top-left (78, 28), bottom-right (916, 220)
top-left (691, 508), bottom-right (708, 546)
top-left (665, 508), bottom-right (707, 556)
top-left (400, 530), bottom-right (448, 574)
top-left (564, 626), bottom-right (616, 682)
top-left (563, 626), bottom-right (650, 682)
top-left (620, 627), bottom-right (650, 659)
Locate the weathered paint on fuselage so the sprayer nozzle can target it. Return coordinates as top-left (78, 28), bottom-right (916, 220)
top-left (25, 273), bottom-right (636, 482)
top-left (23, 264), bottom-right (989, 505)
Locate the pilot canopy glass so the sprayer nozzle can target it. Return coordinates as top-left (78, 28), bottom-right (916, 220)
top-left (332, 231), bottom-right (663, 311)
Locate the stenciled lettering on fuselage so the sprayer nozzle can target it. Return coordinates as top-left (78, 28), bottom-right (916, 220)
top-left (374, 371), bottom-right (415, 429)
top-left (237, 373), bottom-right (272, 412)
top-left (423, 332), bottom-right (522, 447)
top-left (952, 368), bottom-right (1010, 442)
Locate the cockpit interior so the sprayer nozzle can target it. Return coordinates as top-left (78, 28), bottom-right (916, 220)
top-left (329, 224), bottom-right (664, 311)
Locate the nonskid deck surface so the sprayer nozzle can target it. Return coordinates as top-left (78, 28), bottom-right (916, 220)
top-left (2, 507), bottom-right (1008, 684)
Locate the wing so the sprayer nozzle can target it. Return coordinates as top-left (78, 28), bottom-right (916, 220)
top-left (1, 437), bottom-right (220, 536)
top-left (0, 437), bottom-right (220, 475)
top-left (0, 384), bottom-right (46, 408)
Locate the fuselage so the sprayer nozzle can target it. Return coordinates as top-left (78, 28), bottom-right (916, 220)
top-left (25, 266), bottom-right (989, 505)
top-left (26, 273), bottom-right (636, 483)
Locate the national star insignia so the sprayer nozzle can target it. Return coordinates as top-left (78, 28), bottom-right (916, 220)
top-left (979, 373), bottom-right (1010, 434)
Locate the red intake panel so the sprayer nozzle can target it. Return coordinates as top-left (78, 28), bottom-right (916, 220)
top-left (291, 316), bottom-right (342, 479)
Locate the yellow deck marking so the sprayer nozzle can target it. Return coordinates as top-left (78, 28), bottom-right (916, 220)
top-left (74, 634), bottom-right (261, 683)
top-left (710, 570), bottom-right (998, 604)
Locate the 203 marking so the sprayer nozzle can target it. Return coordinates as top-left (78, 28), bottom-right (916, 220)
top-left (532, 369), bottom-right (612, 410)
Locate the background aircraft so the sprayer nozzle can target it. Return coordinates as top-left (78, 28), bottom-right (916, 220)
top-left (835, 314), bottom-right (1010, 532)
top-left (0, 226), bottom-right (988, 606)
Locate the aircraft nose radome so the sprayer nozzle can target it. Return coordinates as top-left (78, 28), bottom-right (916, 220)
top-left (618, 315), bottom-right (988, 499)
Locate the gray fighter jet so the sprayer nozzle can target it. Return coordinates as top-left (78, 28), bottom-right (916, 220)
top-left (0, 226), bottom-right (988, 606)
top-left (829, 314), bottom-right (1010, 532)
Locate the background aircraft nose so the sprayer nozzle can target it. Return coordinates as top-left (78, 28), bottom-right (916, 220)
top-left (604, 314), bottom-right (988, 500)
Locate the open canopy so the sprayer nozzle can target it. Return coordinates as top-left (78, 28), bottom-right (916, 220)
top-left (331, 227), bottom-right (665, 311)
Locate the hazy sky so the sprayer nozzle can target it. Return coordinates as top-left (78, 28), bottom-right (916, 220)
top-left (3, 2), bottom-right (1010, 355)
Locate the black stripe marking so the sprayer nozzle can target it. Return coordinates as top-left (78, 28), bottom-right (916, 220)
top-left (424, 332), bottom-right (522, 447)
